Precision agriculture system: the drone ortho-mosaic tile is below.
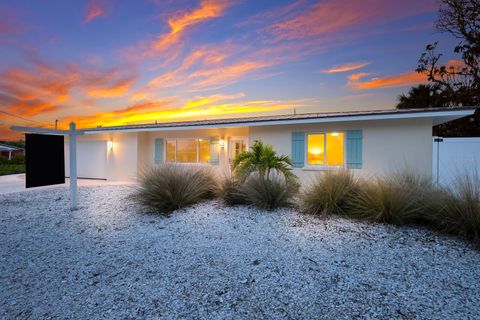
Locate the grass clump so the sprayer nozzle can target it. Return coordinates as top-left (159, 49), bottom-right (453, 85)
top-left (347, 172), bottom-right (438, 225)
top-left (218, 175), bottom-right (248, 206)
top-left (300, 170), bottom-right (357, 216)
top-left (431, 172), bottom-right (480, 247)
top-left (240, 173), bottom-right (299, 210)
top-left (134, 164), bottom-right (218, 214)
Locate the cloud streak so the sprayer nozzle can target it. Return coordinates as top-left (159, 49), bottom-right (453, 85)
top-left (84, 0), bottom-right (105, 23)
top-left (323, 61), bottom-right (370, 73)
top-left (151, 0), bottom-right (230, 52)
top-left (347, 71), bottom-right (427, 90)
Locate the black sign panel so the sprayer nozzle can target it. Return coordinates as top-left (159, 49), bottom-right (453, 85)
top-left (26, 134), bottom-right (65, 188)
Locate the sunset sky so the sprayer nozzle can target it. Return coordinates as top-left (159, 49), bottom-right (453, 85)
top-left (0, 0), bottom-right (458, 140)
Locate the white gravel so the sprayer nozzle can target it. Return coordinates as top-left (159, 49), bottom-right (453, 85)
top-left (1, 185), bottom-right (479, 319)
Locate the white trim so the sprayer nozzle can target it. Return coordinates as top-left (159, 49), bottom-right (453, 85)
top-left (83, 109), bottom-right (475, 134)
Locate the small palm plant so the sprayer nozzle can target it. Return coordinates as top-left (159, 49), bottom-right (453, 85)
top-left (232, 140), bottom-right (294, 181)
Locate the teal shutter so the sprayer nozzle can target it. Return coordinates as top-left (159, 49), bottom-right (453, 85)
top-left (291, 132), bottom-right (305, 168)
top-left (154, 138), bottom-right (163, 164)
top-left (209, 136), bottom-right (220, 165)
top-left (346, 130), bottom-right (362, 169)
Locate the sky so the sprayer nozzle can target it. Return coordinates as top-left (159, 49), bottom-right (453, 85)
top-left (0, 0), bottom-right (458, 140)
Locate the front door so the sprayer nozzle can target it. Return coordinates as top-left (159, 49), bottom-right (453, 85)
top-left (229, 138), bottom-right (247, 163)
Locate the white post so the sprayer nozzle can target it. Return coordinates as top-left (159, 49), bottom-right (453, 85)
top-left (69, 122), bottom-right (78, 210)
top-left (8, 151), bottom-right (11, 160)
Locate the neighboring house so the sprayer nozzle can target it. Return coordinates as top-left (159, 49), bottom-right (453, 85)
top-left (0, 143), bottom-right (24, 160)
top-left (65, 107), bottom-right (476, 181)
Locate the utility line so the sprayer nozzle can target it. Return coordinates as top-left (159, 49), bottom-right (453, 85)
top-left (0, 110), bottom-right (52, 127)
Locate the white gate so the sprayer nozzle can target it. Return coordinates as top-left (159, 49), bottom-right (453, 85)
top-left (433, 137), bottom-right (480, 186)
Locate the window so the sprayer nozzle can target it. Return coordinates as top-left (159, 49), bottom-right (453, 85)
top-left (165, 138), bottom-right (211, 163)
top-left (307, 132), bottom-right (344, 167)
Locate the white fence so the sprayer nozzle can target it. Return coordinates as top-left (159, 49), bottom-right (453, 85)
top-left (433, 137), bottom-right (480, 186)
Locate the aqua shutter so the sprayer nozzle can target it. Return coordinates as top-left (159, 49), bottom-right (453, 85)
top-left (346, 130), bottom-right (362, 169)
top-left (209, 136), bottom-right (220, 165)
top-left (291, 132), bottom-right (305, 168)
top-left (154, 138), bottom-right (163, 164)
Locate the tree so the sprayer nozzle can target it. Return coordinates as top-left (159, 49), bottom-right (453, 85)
top-left (396, 0), bottom-right (479, 136)
top-left (231, 140), bottom-right (294, 181)
top-left (397, 84), bottom-right (444, 109)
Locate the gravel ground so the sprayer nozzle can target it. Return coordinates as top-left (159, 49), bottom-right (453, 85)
top-left (1, 185), bottom-right (479, 319)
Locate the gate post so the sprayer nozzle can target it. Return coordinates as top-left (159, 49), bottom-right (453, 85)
top-left (69, 122), bottom-right (78, 210)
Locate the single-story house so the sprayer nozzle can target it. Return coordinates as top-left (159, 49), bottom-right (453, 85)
top-left (65, 107), bottom-right (476, 182)
top-left (0, 143), bottom-right (24, 160)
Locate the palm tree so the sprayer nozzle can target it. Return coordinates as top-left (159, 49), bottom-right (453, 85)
top-left (231, 140), bottom-right (294, 181)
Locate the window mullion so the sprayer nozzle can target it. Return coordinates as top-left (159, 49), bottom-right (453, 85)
top-left (324, 133), bottom-right (327, 168)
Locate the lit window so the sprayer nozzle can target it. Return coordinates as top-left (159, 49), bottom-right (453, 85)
top-left (307, 132), bottom-right (344, 167)
top-left (198, 139), bottom-right (211, 163)
top-left (177, 140), bottom-right (197, 163)
top-left (326, 132), bottom-right (344, 166)
top-left (166, 140), bottom-right (176, 162)
top-left (307, 134), bottom-right (324, 165)
top-left (165, 138), bottom-right (211, 163)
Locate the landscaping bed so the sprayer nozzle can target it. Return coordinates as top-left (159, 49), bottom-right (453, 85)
top-left (1, 185), bottom-right (479, 319)
top-left (0, 164), bottom-right (25, 176)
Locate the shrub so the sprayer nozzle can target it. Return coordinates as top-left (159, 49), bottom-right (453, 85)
top-left (10, 154), bottom-right (25, 164)
top-left (431, 172), bottom-right (480, 247)
top-left (347, 172), bottom-right (439, 225)
top-left (232, 140), bottom-right (294, 182)
top-left (218, 175), bottom-right (248, 206)
top-left (300, 170), bottom-right (358, 216)
top-left (134, 164), bottom-right (218, 214)
top-left (240, 172), bottom-right (299, 210)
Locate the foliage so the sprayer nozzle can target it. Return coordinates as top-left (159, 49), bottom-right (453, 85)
top-left (346, 172), bottom-right (439, 225)
top-left (232, 140), bottom-right (294, 182)
top-left (0, 164), bottom-right (25, 176)
top-left (239, 173), bottom-right (299, 210)
top-left (133, 164), bottom-right (218, 214)
top-left (9, 154), bottom-right (25, 165)
top-left (428, 172), bottom-right (480, 248)
top-left (300, 170), bottom-right (358, 216)
top-left (218, 175), bottom-right (248, 206)
top-left (396, 0), bottom-right (480, 137)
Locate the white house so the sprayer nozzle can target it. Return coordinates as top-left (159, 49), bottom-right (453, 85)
top-left (65, 107), bottom-right (476, 182)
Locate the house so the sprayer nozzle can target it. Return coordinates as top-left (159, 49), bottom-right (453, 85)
top-left (65, 107), bottom-right (476, 182)
top-left (0, 143), bottom-right (24, 160)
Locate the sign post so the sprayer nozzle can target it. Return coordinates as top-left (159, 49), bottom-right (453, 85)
top-left (11, 122), bottom-right (84, 210)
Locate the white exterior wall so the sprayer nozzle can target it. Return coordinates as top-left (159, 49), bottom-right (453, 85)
top-left (139, 127), bottom-right (249, 175)
top-left (249, 118), bottom-right (433, 182)
top-left (68, 132), bottom-right (139, 181)
top-left (74, 118), bottom-right (433, 182)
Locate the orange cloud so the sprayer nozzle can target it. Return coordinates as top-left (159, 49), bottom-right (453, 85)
top-left (151, 0), bottom-right (229, 52)
top-left (84, 0), bottom-right (105, 23)
top-left (347, 71), bottom-right (427, 90)
top-left (323, 61), bottom-right (370, 73)
top-left (269, 0), bottom-right (435, 41)
top-left (82, 70), bottom-right (136, 99)
top-left (61, 94), bottom-right (314, 129)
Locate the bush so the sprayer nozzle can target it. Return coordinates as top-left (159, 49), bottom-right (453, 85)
top-left (300, 170), bottom-right (358, 216)
top-left (134, 164), bottom-right (218, 214)
top-left (430, 172), bottom-right (480, 247)
top-left (240, 172), bottom-right (299, 210)
top-left (10, 154), bottom-right (25, 164)
top-left (347, 172), bottom-right (439, 225)
top-left (218, 176), bottom-right (248, 206)
top-left (0, 164), bottom-right (26, 176)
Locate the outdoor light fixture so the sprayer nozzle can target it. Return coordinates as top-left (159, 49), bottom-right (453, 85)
top-left (331, 132), bottom-right (339, 137)
top-left (107, 141), bottom-right (113, 150)
top-left (219, 139), bottom-right (225, 149)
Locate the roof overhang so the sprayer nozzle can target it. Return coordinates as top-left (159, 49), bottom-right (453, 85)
top-left (82, 107), bottom-right (477, 134)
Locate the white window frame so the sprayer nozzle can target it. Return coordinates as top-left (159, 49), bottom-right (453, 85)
top-left (165, 137), bottom-right (211, 164)
top-left (305, 131), bottom-right (346, 169)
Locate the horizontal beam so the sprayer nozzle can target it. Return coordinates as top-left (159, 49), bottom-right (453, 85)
top-left (10, 126), bottom-right (85, 136)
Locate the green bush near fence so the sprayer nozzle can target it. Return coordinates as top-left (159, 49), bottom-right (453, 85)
top-left (0, 164), bottom-right (25, 176)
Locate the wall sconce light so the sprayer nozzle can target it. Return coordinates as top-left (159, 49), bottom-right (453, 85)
top-left (107, 141), bottom-right (113, 150)
top-left (219, 139), bottom-right (225, 149)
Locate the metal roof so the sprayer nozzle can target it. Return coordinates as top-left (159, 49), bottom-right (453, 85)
top-left (0, 143), bottom-right (24, 151)
top-left (83, 107), bottom-right (477, 134)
